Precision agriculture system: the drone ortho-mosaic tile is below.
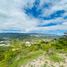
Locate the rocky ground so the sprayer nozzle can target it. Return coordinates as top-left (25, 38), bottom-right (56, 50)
top-left (21, 52), bottom-right (67, 67)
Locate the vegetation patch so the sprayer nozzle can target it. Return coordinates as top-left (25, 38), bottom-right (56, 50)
top-left (49, 53), bottom-right (64, 62)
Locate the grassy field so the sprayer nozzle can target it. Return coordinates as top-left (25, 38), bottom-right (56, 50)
top-left (0, 34), bottom-right (67, 67)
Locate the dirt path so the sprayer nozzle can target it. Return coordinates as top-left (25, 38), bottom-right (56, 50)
top-left (21, 53), bottom-right (67, 67)
top-left (21, 55), bottom-right (45, 67)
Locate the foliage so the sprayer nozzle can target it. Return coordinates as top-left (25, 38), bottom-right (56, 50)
top-left (0, 34), bottom-right (67, 67)
top-left (49, 53), bottom-right (64, 62)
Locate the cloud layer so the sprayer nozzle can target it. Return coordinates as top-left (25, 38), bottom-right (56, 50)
top-left (0, 0), bottom-right (67, 35)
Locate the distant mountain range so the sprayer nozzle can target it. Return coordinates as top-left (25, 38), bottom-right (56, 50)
top-left (0, 33), bottom-right (60, 40)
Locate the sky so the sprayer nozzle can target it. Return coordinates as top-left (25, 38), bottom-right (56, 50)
top-left (0, 0), bottom-right (67, 35)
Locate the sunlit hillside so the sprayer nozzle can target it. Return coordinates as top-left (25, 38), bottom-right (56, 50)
top-left (0, 33), bottom-right (67, 67)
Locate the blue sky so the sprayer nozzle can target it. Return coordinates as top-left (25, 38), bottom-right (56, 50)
top-left (0, 0), bottom-right (67, 35)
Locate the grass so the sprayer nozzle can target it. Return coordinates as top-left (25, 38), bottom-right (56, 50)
top-left (9, 50), bottom-right (44, 67)
top-left (0, 34), bottom-right (67, 67)
top-left (49, 53), bottom-right (64, 62)
top-left (42, 64), bottom-right (48, 67)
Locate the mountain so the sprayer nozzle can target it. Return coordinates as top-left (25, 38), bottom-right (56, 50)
top-left (0, 33), bottom-right (59, 40)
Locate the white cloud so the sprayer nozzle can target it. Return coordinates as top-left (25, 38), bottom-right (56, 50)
top-left (0, 0), bottom-right (39, 32)
top-left (0, 0), bottom-right (67, 34)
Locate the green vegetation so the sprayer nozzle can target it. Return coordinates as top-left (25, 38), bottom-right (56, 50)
top-left (42, 64), bottom-right (47, 67)
top-left (49, 53), bottom-right (64, 62)
top-left (0, 33), bottom-right (67, 67)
